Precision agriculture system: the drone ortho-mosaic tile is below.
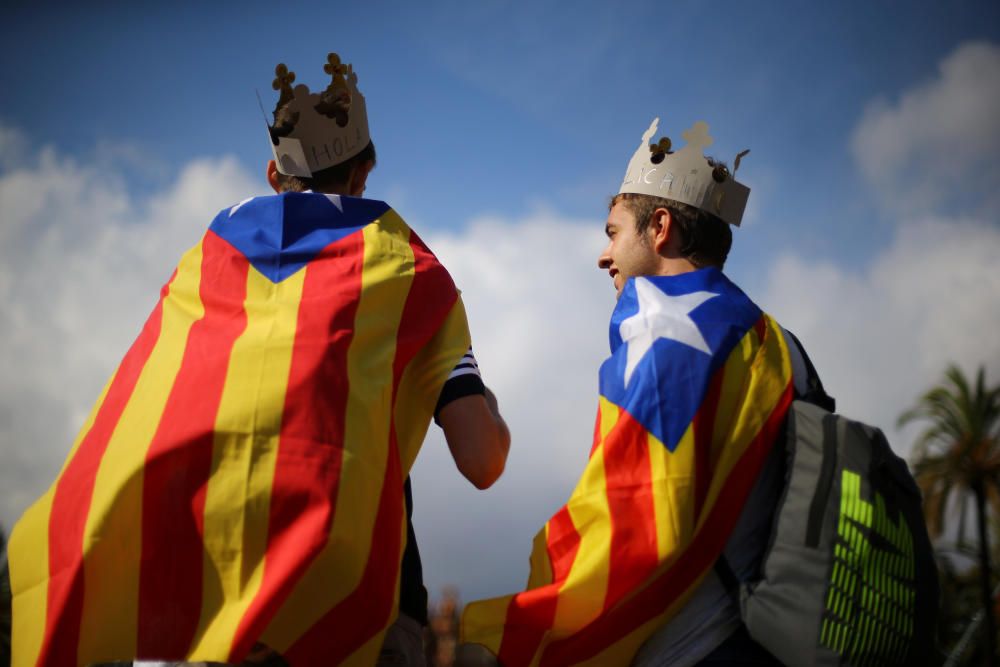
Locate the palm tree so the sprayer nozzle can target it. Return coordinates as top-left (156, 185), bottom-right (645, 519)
top-left (901, 364), bottom-right (1000, 665)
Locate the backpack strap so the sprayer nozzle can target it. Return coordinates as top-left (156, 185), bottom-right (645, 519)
top-left (780, 327), bottom-right (836, 413)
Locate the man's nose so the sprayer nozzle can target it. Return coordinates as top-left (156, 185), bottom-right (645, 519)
top-left (597, 245), bottom-right (612, 269)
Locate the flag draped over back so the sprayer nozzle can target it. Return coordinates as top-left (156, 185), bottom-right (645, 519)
top-left (462, 268), bottom-right (793, 666)
top-left (10, 193), bottom-right (471, 666)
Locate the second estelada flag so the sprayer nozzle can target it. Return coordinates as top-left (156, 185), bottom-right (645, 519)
top-left (10, 192), bottom-right (471, 666)
top-left (462, 268), bottom-right (793, 666)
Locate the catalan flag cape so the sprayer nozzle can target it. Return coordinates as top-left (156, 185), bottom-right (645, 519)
top-left (9, 193), bottom-right (471, 666)
top-left (462, 268), bottom-right (793, 666)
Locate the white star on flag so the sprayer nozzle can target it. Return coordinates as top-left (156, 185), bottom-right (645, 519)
top-left (619, 278), bottom-right (718, 386)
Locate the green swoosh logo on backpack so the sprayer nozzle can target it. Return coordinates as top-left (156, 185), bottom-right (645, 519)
top-left (820, 470), bottom-right (916, 664)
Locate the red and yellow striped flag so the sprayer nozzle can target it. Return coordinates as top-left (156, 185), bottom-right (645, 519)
top-left (10, 193), bottom-right (471, 666)
top-left (462, 269), bottom-right (793, 666)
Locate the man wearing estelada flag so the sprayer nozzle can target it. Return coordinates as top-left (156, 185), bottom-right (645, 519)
top-left (8, 52), bottom-right (510, 666)
top-left (462, 117), bottom-right (828, 666)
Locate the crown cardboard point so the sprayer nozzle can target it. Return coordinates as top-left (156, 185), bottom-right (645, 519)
top-left (619, 118), bottom-right (750, 227)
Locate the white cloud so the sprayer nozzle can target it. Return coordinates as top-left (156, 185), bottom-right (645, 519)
top-left (851, 41), bottom-right (1000, 217)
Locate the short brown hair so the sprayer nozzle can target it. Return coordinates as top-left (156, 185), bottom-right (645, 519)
top-left (610, 192), bottom-right (733, 268)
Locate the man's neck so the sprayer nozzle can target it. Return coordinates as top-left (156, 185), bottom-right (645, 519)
top-left (311, 185), bottom-right (354, 196)
top-left (656, 256), bottom-right (700, 276)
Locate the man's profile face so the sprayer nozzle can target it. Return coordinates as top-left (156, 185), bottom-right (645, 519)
top-left (598, 201), bottom-right (660, 298)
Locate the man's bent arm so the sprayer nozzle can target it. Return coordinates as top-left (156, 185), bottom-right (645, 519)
top-left (438, 386), bottom-right (510, 489)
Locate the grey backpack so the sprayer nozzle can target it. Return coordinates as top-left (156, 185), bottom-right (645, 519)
top-left (736, 333), bottom-right (939, 666)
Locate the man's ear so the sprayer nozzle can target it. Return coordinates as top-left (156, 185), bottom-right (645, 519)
top-left (349, 160), bottom-right (375, 197)
top-left (266, 160), bottom-right (282, 193)
top-left (649, 207), bottom-right (673, 254)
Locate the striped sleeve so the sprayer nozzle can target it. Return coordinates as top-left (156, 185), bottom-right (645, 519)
top-left (434, 346), bottom-right (486, 421)
top-left (448, 346), bottom-right (481, 380)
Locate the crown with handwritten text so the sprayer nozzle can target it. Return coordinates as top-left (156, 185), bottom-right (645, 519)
top-left (266, 53), bottom-right (371, 178)
top-left (619, 118), bottom-right (750, 226)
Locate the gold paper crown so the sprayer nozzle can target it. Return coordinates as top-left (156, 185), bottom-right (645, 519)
top-left (619, 118), bottom-right (750, 227)
top-left (266, 53), bottom-right (371, 178)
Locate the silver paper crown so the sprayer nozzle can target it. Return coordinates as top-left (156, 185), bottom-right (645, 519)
top-left (267, 53), bottom-right (371, 178)
top-left (619, 118), bottom-right (750, 227)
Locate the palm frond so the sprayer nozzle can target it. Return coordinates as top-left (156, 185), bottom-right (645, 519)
top-left (905, 364), bottom-right (1000, 548)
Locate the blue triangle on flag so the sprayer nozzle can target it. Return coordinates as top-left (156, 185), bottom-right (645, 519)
top-left (209, 192), bottom-right (390, 283)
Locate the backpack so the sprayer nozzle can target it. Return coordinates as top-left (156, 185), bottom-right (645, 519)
top-left (733, 331), bottom-right (940, 666)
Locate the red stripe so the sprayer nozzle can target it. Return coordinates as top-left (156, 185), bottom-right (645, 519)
top-left (539, 381), bottom-right (793, 666)
top-left (692, 368), bottom-right (724, 516)
top-left (136, 232), bottom-right (249, 657)
top-left (40, 271), bottom-right (175, 666)
top-left (283, 229), bottom-right (460, 662)
top-left (285, 434), bottom-right (404, 664)
top-left (392, 230), bottom-right (460, 362)
top-left (497, 506), bottom-right (581, 667)
top-left (547, 506), bottom-right (582, 584)
top-left (229, 229), bottom-right (365, 658)
top-left (603, 411), bottom-right (658, 609)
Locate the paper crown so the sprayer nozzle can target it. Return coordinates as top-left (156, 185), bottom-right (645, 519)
top-left (619, 118), bottom-right (750, 227)
top-left (266, 53), bottom-right (371, 178)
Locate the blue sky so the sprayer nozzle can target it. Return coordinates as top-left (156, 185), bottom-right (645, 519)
top-left (2, 1), bottom-right (999, 603)
top-left (5, 1), bottom-right (997, 260)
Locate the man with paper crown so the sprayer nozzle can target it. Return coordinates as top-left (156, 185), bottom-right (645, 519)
top-left (461, 118), bottom-right (833, 665)
top-left (8, 53), bottom-right (510, 666)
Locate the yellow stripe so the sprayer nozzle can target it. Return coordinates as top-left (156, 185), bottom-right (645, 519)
top-left (551, 443), bottom-right (612, 636)
top-left (460, 594), bottom-right (515, 656)
top-left (76, 242), bottom-right (205, 662)
top-left (647, 425), bottom-right (696, 562)
top-left (698, 315), bottom-right (791, 531)
top-left (598, 396), bottom-right (619, 442)
top-left (393, 297), bottom-right (470, 474)
top-left (526, 522), bottom-right (554, 589)
top-left (711, 326), bottom-right (758, 465)
top-left (188, 263), bottom-right (305, 658)
top-left (9, 373), bottom-right (116, 667)
top-left (262, 212), bottom-right (415, 654)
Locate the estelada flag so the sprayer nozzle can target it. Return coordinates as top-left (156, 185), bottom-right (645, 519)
top-left (9, 193), bottom-right (471, 666)
top-left (462, 268), bottom-right (794, 666)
